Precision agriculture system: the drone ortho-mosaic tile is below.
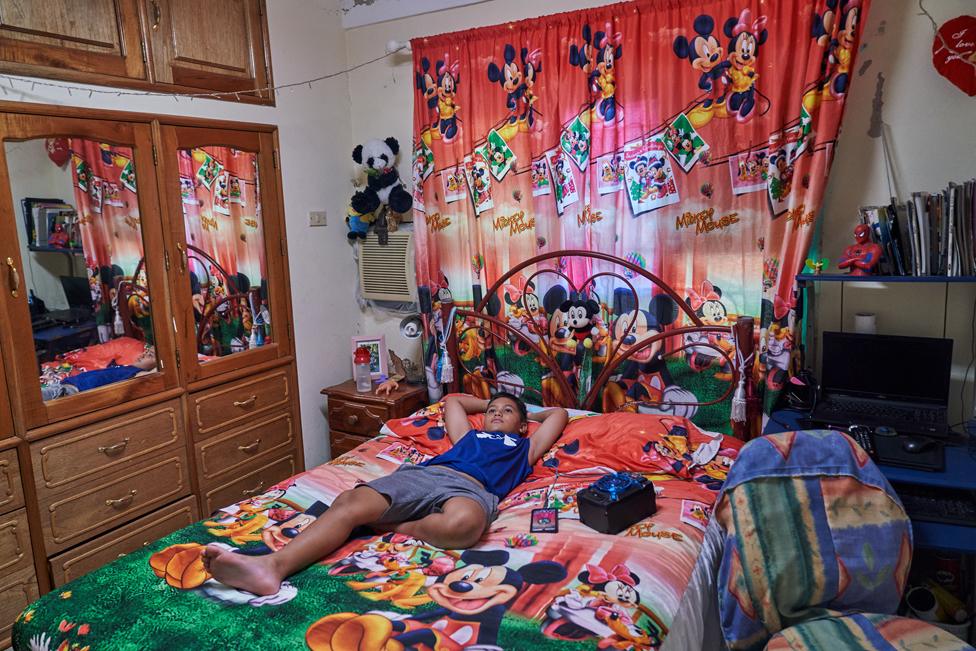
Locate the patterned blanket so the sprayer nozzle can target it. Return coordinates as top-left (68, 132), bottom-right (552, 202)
top-left (13, 410), bottom-right (742, 651)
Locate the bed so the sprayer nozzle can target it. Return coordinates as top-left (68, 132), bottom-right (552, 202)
top-left (37, 270), bottom-right (155, 397)
top-left (12, 251), bottom-right (760, 651)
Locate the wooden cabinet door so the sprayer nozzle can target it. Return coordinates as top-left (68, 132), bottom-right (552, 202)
top-left (0, 351), bottom-right (12, 440)
top-left (0, 113), bottom-right (180, 430)
top-left (157, 125), bottom-right (291, 384)
top-left (0, 0), bottom-right (147, 82)
top-left (147, 0), bottom-right (272, 101)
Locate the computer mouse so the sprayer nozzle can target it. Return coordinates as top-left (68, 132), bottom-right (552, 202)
top-left (901, 436), bottom-right (936, 454)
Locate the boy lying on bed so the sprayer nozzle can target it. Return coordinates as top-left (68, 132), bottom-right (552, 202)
top-left (203, 392), bottom-right (568, 596)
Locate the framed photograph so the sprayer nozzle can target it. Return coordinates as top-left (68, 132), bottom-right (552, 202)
top-left (351, 335), bottom-right (388, 379)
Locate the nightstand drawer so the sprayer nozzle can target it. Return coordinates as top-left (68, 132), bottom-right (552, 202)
top-left (195, 408), bottom-right (297, 487)
top-left (330, 431), bottom-right (372, 458)
top-left (328, 400), bottom-right (389, 438)
top-left (38, 450), bottom-right (191, 554)
top-left (192, 368), bottom-right (292, 439)
top-left (201, 452), bottom-right (299, 516)
top-left (0, 508), bottom-right (32, 579)
top-left (31, 400), bottom-right (183, 492)
top-left (50, 496), bottom-right (199, 587)
top-left (0, 567), bottom-right (38, 645)
top-left (0, 447), bottom-right (24, 516)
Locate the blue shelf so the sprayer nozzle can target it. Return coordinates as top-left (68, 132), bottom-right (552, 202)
top-left (911, 520), bottom-right (976, 554)
top-left (797, 274), bottom-right (976, 283)
top-left (28, 246), bottom-right (84, 254)
top-left (879, 447), bottom-right (976, 492)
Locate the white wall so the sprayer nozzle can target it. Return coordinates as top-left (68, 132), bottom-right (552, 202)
top-left (6, 139), bottom-right (78, 310)
top-left (816, 0), bottom-right (976, 421)
top-left (4, 0), bottom-right (358, 466)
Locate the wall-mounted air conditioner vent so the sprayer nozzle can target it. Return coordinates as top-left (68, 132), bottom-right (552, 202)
top-left (358, 230), bottom-right (415, 302)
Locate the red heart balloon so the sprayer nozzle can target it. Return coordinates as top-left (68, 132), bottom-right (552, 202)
top-left (45, 137), bottom-right (70, 167)
top-left (932, 15), bottom-right (976, 96)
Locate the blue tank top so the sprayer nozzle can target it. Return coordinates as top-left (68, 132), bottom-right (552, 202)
top-left (421, 429), bottom-right (532, 499)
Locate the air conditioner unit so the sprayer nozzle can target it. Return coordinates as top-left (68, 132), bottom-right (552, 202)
top-left (358, 230), bottom-right (416, 302)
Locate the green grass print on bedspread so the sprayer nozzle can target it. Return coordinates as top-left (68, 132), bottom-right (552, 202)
top-left (13, 521), bottom-right (596, 651)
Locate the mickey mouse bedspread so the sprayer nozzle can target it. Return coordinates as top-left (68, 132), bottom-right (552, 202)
top-left (12, 411), bottom-right (742, 651)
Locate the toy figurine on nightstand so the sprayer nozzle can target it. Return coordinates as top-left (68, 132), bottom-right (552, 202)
top-left (837, 224), bottom-right (882, 276)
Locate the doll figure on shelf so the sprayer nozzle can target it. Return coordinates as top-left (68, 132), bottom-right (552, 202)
top-left (48, 223), bottom-right (69, 248)
top-left (837, 224), bottom-right (881, 276)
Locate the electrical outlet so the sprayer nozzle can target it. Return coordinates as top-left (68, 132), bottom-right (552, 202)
top-left (308, 211), bottom-right (327, 227)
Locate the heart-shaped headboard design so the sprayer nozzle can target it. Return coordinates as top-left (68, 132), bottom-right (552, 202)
top-left (932, 15), bottom-right (976, 96)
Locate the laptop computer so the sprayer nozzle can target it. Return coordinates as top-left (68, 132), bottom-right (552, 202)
top-left (51, 276), bottom-right (93, 323)
top-left (810, 331), bottom-right (952, 438)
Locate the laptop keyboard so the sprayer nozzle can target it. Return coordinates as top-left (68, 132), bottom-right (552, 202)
top-left (820, 398), bottom-right (943, 424)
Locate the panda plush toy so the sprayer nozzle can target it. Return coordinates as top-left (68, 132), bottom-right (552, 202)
top-left (347, 137), bottom-right (413, 240)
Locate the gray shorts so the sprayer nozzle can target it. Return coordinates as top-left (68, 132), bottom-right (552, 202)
top-left (362, 464), bottom-right (499, 526)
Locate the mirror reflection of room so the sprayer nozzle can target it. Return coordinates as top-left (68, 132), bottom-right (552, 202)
top-left (179, 147), bottom-right (271, 361)
top-left (5, 137), bottom-right (158, 402)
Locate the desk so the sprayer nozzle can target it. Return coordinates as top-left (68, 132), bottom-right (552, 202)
top-left (32, 320), bottom-right (97, 361)
top-left (766, 409), bottom-right (976, 554)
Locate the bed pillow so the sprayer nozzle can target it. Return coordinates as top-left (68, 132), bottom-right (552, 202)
top-left (382, 396), bottom-right (541, 457)
top-left (383, 398), bottom-right (742, 489)
top-left (544, 412), bottom-right (743, 490)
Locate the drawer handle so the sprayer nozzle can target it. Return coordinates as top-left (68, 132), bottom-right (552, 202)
top-left (234, 395), bottom-right (258, 408)
top-left (346, 414), bottom-right (359, 426)
top-left (98, 438), bottom-right (130, 457)
top-left (117, 552), bottom-right (126, 559)
top-left (241, 482), bottom-right (264, 497)
top-left (105, 490), bottom-right (137, 509)
top-left (238, 439), bottom-right (261, 454)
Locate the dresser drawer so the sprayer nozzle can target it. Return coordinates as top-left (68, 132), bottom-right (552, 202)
top-left (192, 368), bottom-right (292, 438)
top-left (31, 400), bottom-right (183, 492)
top-left (0, 567), bottom-right (38, 645)
top-left (327, 400), bottom-right (390, 438)
top-left (38, 450), bottom-right (191, 554)
top-left (201, 452), bottom-right (298, 516)
top-left (330, 430), bottom-right (373, 458)
top-left (0, 508), bottom-right (32, 578)
top-left (0, 447), bottom-right (24, 515)
top-left (50, 496), bottom-right (199, 587)
top-left (195, 408), bottom-right (297, 488)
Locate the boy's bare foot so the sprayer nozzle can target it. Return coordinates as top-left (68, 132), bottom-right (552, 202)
top-left (203, 544), bottom-right (283, 596)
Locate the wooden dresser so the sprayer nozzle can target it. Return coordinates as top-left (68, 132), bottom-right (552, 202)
top-left (323, 380), bottom-right (427, 457)
top-left (0, 102), bottom-right (304, 614)
top-left (0, 438), bottom-right (36, 649)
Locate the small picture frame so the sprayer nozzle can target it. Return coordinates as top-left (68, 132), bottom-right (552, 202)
top-left (351, 335), bottom-right (388, 379)
top-left (530, 507), bottom-right (559, 534)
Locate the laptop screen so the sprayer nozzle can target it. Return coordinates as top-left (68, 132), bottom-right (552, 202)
top-left (60, 276), bottom-right (92, 309)
top-left (821, 331), bottom-right (953, 404)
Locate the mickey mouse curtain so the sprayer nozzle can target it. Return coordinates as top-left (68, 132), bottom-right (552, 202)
top-left (69, 139), bottom-right (144, 277)
top-left (178, 147), bottom-right (266, 289)
top-left (411, 0), bottom-right (869, 417)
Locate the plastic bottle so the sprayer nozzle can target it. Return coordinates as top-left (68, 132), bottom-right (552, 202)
top-left (354, 346), bottom-right (372, 393)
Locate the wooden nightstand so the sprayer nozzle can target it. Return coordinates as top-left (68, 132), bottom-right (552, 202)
top-left (322, 380), bottom-right (427, 458)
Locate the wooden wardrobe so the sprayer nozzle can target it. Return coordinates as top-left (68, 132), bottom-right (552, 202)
top-left (0, 101), bottom-right (303, 642)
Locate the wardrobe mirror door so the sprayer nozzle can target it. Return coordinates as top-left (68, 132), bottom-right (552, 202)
top-left (177, 146), bottom-right (271, 363)
top-left (3, 137), bottom-right (160, 403)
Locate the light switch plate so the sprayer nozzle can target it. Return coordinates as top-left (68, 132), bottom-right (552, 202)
top-left (308, 211), bottom-right (327, 227)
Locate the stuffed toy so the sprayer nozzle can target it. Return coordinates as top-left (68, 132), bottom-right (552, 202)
top-left (347, 137), bottom-right (413, 240)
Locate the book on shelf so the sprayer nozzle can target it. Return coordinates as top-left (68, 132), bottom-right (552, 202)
top-left (870, 179), bottom-right (976, 277)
